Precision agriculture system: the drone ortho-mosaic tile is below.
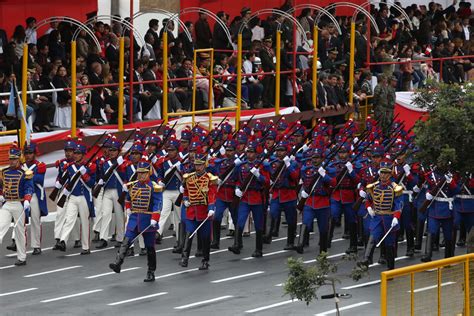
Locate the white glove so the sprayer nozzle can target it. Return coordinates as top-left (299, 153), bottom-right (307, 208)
top-left (151, 156), bottom-right (158, 164)
top-left (150, 219), bottom-right (158, 227)
top-left (345, 161), bottom-right (353, 173)
top-left (235, 188), bottom-right (243, 197)
top-left (318, 166), bottom-right (326, 177)
top-left (283, 156), bottom-right (291, 168)
top-left (290, 155), bottom-right (296, 161)
top-left (302, 144), bottom-right (309, 152)
top-left (234, 157), bottom-right (242, 166)
top-left (125, 208), bottom-right (131, 217)
top-left (359, 190), bottom-right (367, 199)
top-left (79, 166), bottom-right (87, 175)
top-left (184, 200), bottom-right (191, 207)
top-left (413, 185), bottom-right (420, 193)
top-left (301, 190), bottom-right (309, 199)
top-left (0, 195), bottom-right (5, 203)
top-left (426, 192), bottom-right (434, 200)
top-left (208, 210), bottom-right (215, 217)
top-left (62, 189), bottom-right (71, 197)
top-left (353, 137), bottom-right (359, 144)
top-left (23, 200), bottom-right (30, 211)
top-left (218, 178), bottom-right (223, 186)
top-left (219, 147), bottom-right (226, 155)
top-left (158, 181), bottom-right (165, 187)
top-left (98, 178), bottom-right (104, 186)
top-left (367, 206), bottom-right (375, 218)
top-left (179, 185), bottom-right (185, 194)
top-left (403, 164), bottom-right (411, 175)
top-left (55, 181), bottom-right (62, 189)
top-left (117, 156), bottom-right (124, 166)
top-left (445, 174), bottom-right (453, 184)
top-left (250, 167), bottom-right (260, 178)
top-left (391, 217), bottom-right (399, 228)
top-left (122, 184), bottom-right (129, 192)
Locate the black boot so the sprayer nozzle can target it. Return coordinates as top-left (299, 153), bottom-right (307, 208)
top-left (319, 232), bottom-right (329, 254)
top-left (95, 239), bottom-right (108, 249)
top-left (303, 228), bottom-right (310, 247)
top-left (199, 238), bottom-right (210, 270)
top-left (252, 230), bottom-right (263, 257)
top-left (378, 244), bottom-right (387, 264)
top-left (342, 217), bottom-right (350, 239)
top-left (6, 239), bottom-right (16, 251)
top-left (357, 218), bottom-right (364, 247)
top-left (109, 238), bottom-right (130, 273)
top-left (386, 245), bottom-right (395, 270)
top-left (179, 232), bottom-right (193, 267)
top-left (263, 218), bottom-right (277, 244)
top-left (433, 233), bottom-right (440, 251)
top-left (92, 231), bottom-right (100, 242)
top-left (210, 220), bottom-right (221, 249)
top-left (73, 240), bottom-right (82, 248)
top-left (32, 248), bottom-right (42, 255)
top-left (273, 216), bottom-right (281, 237)
top-left (173, 222), bottom-right (186, 254)
top-left (284, 224), bottom-right (297, 250)
top-left (414, 220), bottom-right (425, 251)
top-left (421, 234), bottom-right (433, 262)
top-left (144, 247), bottom-right (156, 282)
top-left (327, 219), bottom-right (337, 249)
top-left (155, 232), bottom-right (162, 245)
top-left (444, 239), bottom-right (454, 258)
top-left (228, 228), bottom-right (243, 254)
top-left (58, 240), bottom-right (66, 252)
top-left (405, 228), bottom-right (415, 257)
top-left (358, 236), bottom-right (376, 267)
top-left (296, 225), bottom-right (308, 254)
top-left (457, 224), bottom-right (466, 247)
top-left (345, 223), bottom-right (358, 254)
top-left (398, 227), bottom-right (405, 242)
top-left (195, 235), bottom-right (203, 257)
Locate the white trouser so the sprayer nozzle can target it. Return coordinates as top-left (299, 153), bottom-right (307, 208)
top-left (92, 188), bottom-right (105, 232)
top-left (29, 194), bottom-right (42, 248)
top-left (225, 210), bottom-right (249, 232)
top-left (54, 202), bottom-right (80, 241)
top-left (109, 211), bottom-right (116, 236)
top-left (99, 189), bottom-right (124, 242)
top-left (0, 201), bottom-right (27, 261)
top-left (59, 195), bottom-right (90, 250)
top-left (158, 190), bottom-right (179, 236)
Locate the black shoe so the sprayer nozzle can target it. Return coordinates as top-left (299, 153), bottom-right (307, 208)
top-left (357, 260), bottom-right (370, 269)
top-left (139, 248), bottom-right (147, 256)
top-left (179, 257), bottom-right (188, 267)
top-left (14, 260), bottom-right (26, 266)
top-left (198, 260), bottom-right (209, 270)
top-left (228, 245), bottom-right (241, 254)
top-left (6, 240), bottom-right (16, 251)
top-left (80, 249), bottom-right (91, 255)
top-left (53, 239), bottom-right (60, 250)
top-left (126, 248), bottom-right (135, 257)
top-left (296, 245), bottom-right (304, 254)
top-left (172, 247), bottom-right (183, 254)
top-left (95, 239), bottom-right (108, 249)
top-left (115, 241), bottom-right (122, 248)
top-left (251, 250), bottom-right (263, 257)
top-left (58, 240), bottom-right (66, 252)
top-left (243, 232), bottom-right (250, 237)
top-left (406, 247), bottom-right (415, 257)
top-left (110, 234), bottom-right (117, 242)
top-left (73, 240), bottom-right (82, 248)
top-left (226, 229), bottom-right (234, 237)
top-left (92, 232), bottom-right (100, 242)
top-left (143, 270), bottom-right (155, 282)
top-left (156, 233), bottom-right (162, 245)
top-left (32, 248), bottom-right (42, 255)
top-left (168, 224), bottom-right (174, 231)
top-left (457, 239), bottom-right (466, 247)
top-left (345, 246), bottom-right (358, 254)
top-left (109, 262), bottom-right (121, 273)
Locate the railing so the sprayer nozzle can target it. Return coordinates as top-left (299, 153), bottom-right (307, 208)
top-left (380, 253), bottom-right (473, 316)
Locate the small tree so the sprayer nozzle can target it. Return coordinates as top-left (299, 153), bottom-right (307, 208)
top-left (284, 252), bottom-right (341, 314)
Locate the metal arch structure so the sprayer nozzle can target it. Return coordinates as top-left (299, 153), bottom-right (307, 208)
top-left (287, 4), bottom-right (342, 35)
top-left (357, 1), bottom-right (413, 30)
top-left (72, 15), bottom-right (145, 47)
top-left (27, 16), bottom-right (101, 51)
top-left (316, 2), bottom-right (380, 34)
top-left (133, 9), bottom-right (193, 43)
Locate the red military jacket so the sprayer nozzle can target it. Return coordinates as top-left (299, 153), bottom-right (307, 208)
top-left (183, 171), bottom-right (218, 221)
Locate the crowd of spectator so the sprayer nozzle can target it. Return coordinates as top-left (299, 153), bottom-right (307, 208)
top-left (0, 0), bottom-right (472, 131)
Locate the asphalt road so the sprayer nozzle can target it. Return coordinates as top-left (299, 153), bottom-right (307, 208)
top-left (0, 213), bottom-right (460, 316)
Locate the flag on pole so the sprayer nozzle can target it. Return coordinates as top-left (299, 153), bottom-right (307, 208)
top-left (6, 82), bottom-right (16, 117)
top-left (14, 84), bottom-right (32, 144)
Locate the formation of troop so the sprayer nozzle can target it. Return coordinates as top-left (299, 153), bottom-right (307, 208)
top-left (0, 115), bottom-right (472, 282)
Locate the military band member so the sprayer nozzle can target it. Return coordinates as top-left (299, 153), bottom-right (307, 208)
top-left (0, 144), bottom-right (34, 266)
top-left (109, 157), bottom-right (163, 282)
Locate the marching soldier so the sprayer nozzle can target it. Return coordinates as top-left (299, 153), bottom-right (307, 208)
top-left (454, 173), bottom-right (473, 250)
top-left (0, 144), bottom-right (33, 266)
top-left (109, 157), bottom-right (163, 282)
top-left (179, 148), bottom-right (218, 270)
top-left (359, 160), bottom-right (403, 270)
top-left (23, 142), bottom-right (48, 255)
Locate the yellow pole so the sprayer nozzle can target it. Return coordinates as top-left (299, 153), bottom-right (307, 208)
top-left (163, 31), bottom-right (168, 125)
top-left (236, 34), bottom-right (242, 131)
top-left (465, 258), bottom-right (471, 316)
top-left (118, 37), bottom-right (124, 131)
top-left (380, 272), bottom-right (387, 316)
top-left (192, 50), bottom-right (197, 126)
top-left (208, 49), bottom-right (214, 130)
top-left (312, 25), bottom-right (318, 109)
top-left (348, 21), bottom-right (356, 119)
top-left (20, 44), bottom-right (28, 147)
top-left (410, 272), bottom-right (414, 316)
top-left (71, 41), bottom-right (77, 138)
top-left (275, 31), bottom-right (281, 116)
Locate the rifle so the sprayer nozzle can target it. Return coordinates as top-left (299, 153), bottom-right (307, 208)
top-left (49, 131), bottom-right (108, 201)
top-left (91, 129), bottom-right (136, 198)
top-left (418, 172), bottom-right (452, 213)
top-left (56, 139), bottom-right (110, 208)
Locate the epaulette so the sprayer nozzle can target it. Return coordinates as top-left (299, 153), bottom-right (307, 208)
top-left (392, 182), bottom-right (403, 196)
top-left (152, 181), bottom-right (164, 192)
top-left (207, 173), bottom-right (219, 183)
top-left (183, 172), bottom-right (195, 180)
top-left (366, 181), bottom-right (379, 190)
top-left (24, 170), bottom-right (34, 180)
top-left (126, 180), bottom-right (138, 188)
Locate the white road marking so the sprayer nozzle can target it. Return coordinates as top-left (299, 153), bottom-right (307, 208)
top-left (304, 252), bottom-right (345, 264)
top-left (0, 265), bottom-right (15, 270)
top-left (211, 271), bottom-right (264, 283)
top-left (107, 292), bottom-right (168, 306)
top-left (24, 265), bottom-right (82, 278)
top-left (410, 282), bottom-right (456, 293)
top-left (6, 247), bottom-right (53, 257)
top-left (341, 280), bottom-right (381, 290)
top-left (85, 267), bottom-right (141, 279)
top-left (275, 283), bottom-right (283, 287)
top-left (245, 299), bottom-right (297, 313)
top-left (155, 268), bottom-right (199, 279)
top-left (242, 250), bottom-right (288, 261)
top-left (315, 301), bottom-right (372, 315)
top-left (40, 289), bottom-right (103, 303)
top-left (189, 249), bottom-right (227, 259)
top-left (0, 288), bottom-right (38, 297)
top-left (66, 247), bottom-right (115, 257)
top-left (174, 295), bottom-right (234, 310)
top-left (369, 256), bottom-right (409, 268)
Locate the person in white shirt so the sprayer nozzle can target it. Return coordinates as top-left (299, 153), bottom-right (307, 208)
top-left (25, 17), bottom-right (37, 45)
top-left (251, 19), bottom-right (265, 42)
top-left (243, 52), bottom-right (263, 108)
top-left (462, 18), bottom-right (470, 41)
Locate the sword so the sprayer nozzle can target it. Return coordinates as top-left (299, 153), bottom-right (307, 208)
top-left (13, 207), bottom-right (27, 229)
top-left (376, 225), bottom-right (394, 248)
top-left (189, 215), bottom-right (211, 239)
top-left (130, 223), bottom-right (153, 245)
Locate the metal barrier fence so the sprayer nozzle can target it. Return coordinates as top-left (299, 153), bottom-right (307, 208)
top-left (380, 253), bottom-right (473, 316)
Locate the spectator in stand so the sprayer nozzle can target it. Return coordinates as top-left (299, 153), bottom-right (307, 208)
top-left (48, 30), bottom-right (66, 63)
top-left (11, 25), bottom-right (26, 59)
top-left (243, 52), bottom-right (264, 109)
top-left (316, 72), bottom-right (329, 111)
top-left (106, 33), bottom-right (120, 69)
top-left (259, 36), bottom-right (275, 108)
top-left (251, 18), bottom-right (265, 43)
top-left (76, 29), bottom-right (90, 60)
top-left (195, 13), bottom-right (212, 49)
top-left (174, 57), bottom-right (193, 110)
top-left (237, 7), bottom-right (253, 51)
top-left (146, 19), bottom-right (160, 54)
top-left (26, 68), bottom-right (53, 131)
top-left (213, 11), bottom-right (231, 53)
top-left (178, 21), bottom-right (194, 60)
top-left (25, 17), bottom-right (37, 45)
